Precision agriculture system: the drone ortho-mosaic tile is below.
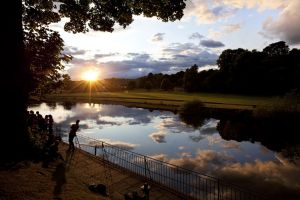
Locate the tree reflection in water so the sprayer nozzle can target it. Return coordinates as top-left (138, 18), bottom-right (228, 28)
top-left (217, 112), bottom-right (300, 161)
top-left (179, 109), bottom-right (300, 200)
top-left (179, 100), bottom-right (208, 128)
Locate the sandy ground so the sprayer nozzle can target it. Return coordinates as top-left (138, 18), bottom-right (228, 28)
top-left (0, 142), bottom-right (182, 200)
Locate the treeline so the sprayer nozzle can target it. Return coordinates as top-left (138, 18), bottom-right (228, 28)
top-left (133, 41), bottom-right (300, 95)
top-left (65, 41), bottom-right (300, 96)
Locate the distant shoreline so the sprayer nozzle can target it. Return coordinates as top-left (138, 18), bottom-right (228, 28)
top-left (36, 91), bottom-right (278, 112)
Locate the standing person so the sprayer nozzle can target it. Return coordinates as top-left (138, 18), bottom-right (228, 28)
top-left (68, 120), bottom-right (80, 151)
top-left (48, 114), bottom-right (54, 135)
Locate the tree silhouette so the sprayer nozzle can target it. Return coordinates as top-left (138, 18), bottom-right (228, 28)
top-left (127, 80), bottom-right (136, 90)
top-left (4, 0), bottom-right (187, 158)
top-left (262, 41), bottom-right (289, 57)
top-left (160, 78), bottom-right (172, 91)
top-left (183, 64), bottom-right (199, 92)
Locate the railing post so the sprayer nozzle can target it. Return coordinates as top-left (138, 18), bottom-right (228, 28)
top-left (144, 156), bottom-right (147, 178)
top-left (94, 146), bottom-right (97, 156)
top-left (101, 142), bottom-right (104, 160)
top-left (218, 179), bottom-right (220, 200)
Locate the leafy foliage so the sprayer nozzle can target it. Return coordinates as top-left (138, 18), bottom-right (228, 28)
top-left (59, 0), bottom-right (186, 33)
top-left (23, 0), bottom-right (72, 95)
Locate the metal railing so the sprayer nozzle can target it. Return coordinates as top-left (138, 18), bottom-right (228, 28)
top-left (55, 130), bottom-right (263, 200)
top-left (54, 125), bottom-right (262, 200)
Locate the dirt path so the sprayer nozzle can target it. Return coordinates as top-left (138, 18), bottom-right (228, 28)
top-left (0, 142), bottom-right (182, 200)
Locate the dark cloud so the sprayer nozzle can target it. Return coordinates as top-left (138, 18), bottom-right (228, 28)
top-left (69, 57), bottom-right (96, 65)
top-left (66, 42), bottom-right (219, 79)
top-left (189, 135), bottom-right (205, 142)
top-left (68, 51), bottom-right (218, 79)
top-left (96, 119), bottom-right (121, 126)
top-left (189, 32), bottom-right (204, 40)
top-left (262, 1), bottom-right (300, 45)
top-left (211, 6), bottom-right (236, 17)
top-left (94, 53), bottom-right (118, 59)
top-left (162, 42), bottom-right (203, 55)
top-left (64, 46), bottom-right (87, 56)
top-left (200, 39), bottom-right (225, 48)
top-left (152, 33), bottom-right (165, 42)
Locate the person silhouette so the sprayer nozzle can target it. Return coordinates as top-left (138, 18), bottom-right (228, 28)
top-left (68, 120), bottom-right (80, 151)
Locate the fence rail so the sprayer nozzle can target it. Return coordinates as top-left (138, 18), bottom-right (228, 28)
top-left (55, 127), bottom-right (263, 200)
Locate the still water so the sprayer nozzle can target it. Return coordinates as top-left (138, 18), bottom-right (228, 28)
top-left (28, 102), bottom-right (300, 199)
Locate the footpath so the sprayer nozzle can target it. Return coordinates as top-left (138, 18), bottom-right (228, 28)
top-left (0, 142), bottom-right (181, 200)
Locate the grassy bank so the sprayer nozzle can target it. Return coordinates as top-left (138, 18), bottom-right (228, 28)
top-left (45, 90), bottom-right (278, 111)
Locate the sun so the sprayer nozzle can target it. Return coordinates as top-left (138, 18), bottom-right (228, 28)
top-left (82, 70), bottom-right (98, 81)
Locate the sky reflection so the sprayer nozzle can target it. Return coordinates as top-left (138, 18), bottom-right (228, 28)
top-left (28, 102), bottom-right (300, 199)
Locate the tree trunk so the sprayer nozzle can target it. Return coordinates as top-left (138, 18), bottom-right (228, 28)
top-left (1, 0), bottom-right (29, 160)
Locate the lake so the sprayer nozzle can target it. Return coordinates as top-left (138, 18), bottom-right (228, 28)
top-left (28, 102), bottom-right (300, 199)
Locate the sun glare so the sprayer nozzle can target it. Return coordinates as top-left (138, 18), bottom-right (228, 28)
top-left (82, 70), bottom-right (98, 81)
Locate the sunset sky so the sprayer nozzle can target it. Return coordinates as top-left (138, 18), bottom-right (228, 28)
top-left (50, 0), bottom-right (300, 80)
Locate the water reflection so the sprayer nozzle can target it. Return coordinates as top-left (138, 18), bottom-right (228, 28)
top-left (28, 102), bottom-right (300, 199)
top-left (217, 114), bottom-right (300, 158)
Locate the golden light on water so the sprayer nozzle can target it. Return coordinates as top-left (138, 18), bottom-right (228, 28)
top-left (82, 70), bottom-right (99, 81)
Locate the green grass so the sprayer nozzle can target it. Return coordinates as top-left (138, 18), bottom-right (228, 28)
top-left (46, 90), bottom-right (279, 111)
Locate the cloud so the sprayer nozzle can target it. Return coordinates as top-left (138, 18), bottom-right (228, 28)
top-left (199, 119), bottom-right (219, 134)
top-left (221, 141), bottom-right (241, 149)
top-left (89, 139), bottom-right (139, 151)
top-left (157, 117), bottom-right (196, 134)
top-left (213, 0), bottom-right (287, 11)
top-left (208, 29), bottom-right (223, 38)
top-left (164, 149), bottom-right (300, 199)
top-left (178, 146), bottom-right (186, 150)
top-left (96, 119), bottom-right (121, 126)
top-left (208, 23), bottom-right (241, 38)
top-left (222, 23), bottom-right (241, 33)
top-left (261, 0), bottom-right (300, 45)
top-left (169, 149), bottom-right (235, 172)
top-left (184, 0), bottom-right (291, 40)
top-left (198, 64), bottom-right (219, 71)
top-left (200, 39), bottom-right (225, 48)
top-left (189, 135), bottom-right (206, 142)
top-left (149, 131), bottom-right (167, 143)
top-left (162, 42), bottom-right (203, 55)
top-left (66, 44), bottom-right (219, 79)
top-left (189, 32), bottom-right (204, 40)
top-left (94, 53), bottom-right (119, 59)
top-left (218, 157), bottom-right (300, 199)
top-left (189, 0), bottom-right (299, 45)
top-left (207, 135), bottom-right (223, 146)
top-left (152, 33), bottom-right (165, 42)
top-left (49, 103), bottom-right (162, 133)
top-left (185, 0), bottom-right (237, 24)
top-left (149, 154), bottom-right (168, 162)
top-left (64, 46), bottom-right (87, 56)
